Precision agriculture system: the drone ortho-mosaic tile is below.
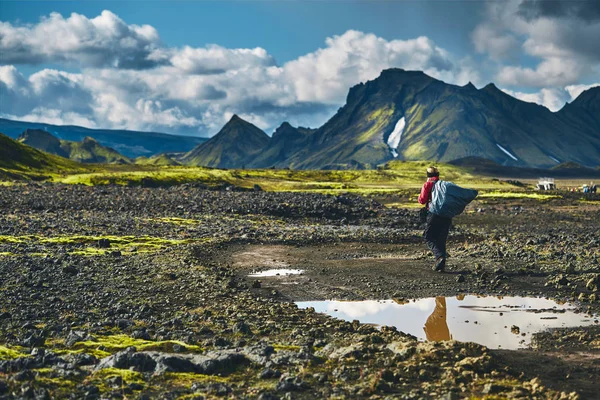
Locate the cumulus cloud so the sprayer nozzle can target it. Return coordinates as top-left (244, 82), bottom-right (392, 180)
top-left (565, 83), bottom-right (600, 100)
top-left (502, 82), bottom-right (600, 112)
top-left (170, 45), bottom-right (275, 74)
top-left (284, 31), bottom-right (455, 104)
top-left (472, 0), bottom-right (600, 88)
top-left (472, 24), bottom-right (519, 61)
top-left (501, 87), bottom-right (570, 111)
top-left (0, 10), bottom-right (163, 69)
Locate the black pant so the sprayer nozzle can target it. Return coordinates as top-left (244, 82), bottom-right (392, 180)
top-left (423, 212), bottom-right (451, 259)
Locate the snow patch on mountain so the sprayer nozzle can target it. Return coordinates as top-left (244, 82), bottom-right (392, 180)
top-left (496, 144), bottom-right (518, 161)
top-left (387, 117), bottom-right (405, 158)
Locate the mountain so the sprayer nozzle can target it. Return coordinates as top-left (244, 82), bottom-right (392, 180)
top-left (272, 69), bottom-right (600, 169)
top-left (449, 156), bottom-right (600, 179)
top-left (135, 154), bottom-right (181, 166)
top-left (18, 129), bottom-right (131, 164)
top-left (182, 115), bottom-right (269, 168)
top-left (0, 118), bottom-right (207, 158)
top-left (0, 132), bottom-right (81, 178)
top-left (556, 87), bottom-right (600, 143)
top-left (248, 122), bottom-right (315, 168)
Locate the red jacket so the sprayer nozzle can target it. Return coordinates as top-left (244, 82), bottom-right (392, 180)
top-left (418, 176), bottom-right (439, 207)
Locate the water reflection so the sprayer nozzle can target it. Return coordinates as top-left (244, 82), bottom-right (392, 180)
top-left (248, 269), bottom-right (304, 277)
top-left (424, 297), bottom-right (451, 341)
top-left (296, 295), bottom-right (597, 349)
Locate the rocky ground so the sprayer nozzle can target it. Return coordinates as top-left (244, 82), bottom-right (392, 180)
top-left (0, 183), bottom-right (599, 399)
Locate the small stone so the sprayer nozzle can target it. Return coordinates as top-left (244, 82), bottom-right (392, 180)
top-left (97, 238), bottom-right (111, 248)
top-left (62, 265), bottom-right (78, 275)
top-left (456, 275), bottom-right (465, 283)
top-left (107, 376), bottom-right (123, 387)
top-left (511, 325), bottom-right (520, 334)
top-left (259, 368), bottom-right (281, 379)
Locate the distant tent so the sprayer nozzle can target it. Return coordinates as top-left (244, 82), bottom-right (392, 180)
top-left (537, 178), bottom-right (555, 190)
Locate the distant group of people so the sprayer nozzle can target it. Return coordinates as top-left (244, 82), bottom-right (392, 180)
top-left (572, 182), bottom-right (597, 193)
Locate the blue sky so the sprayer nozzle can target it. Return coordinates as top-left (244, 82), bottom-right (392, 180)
top-left (1, 0), bottom-right (599, 136)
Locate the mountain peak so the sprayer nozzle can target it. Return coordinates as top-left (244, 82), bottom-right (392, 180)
top-left (482, 82), bottom-right (500, 92)
top-left (82, 136), bottom-right (98, 143)
top-left (463, 82), bottom-right (477, 90)
top-left (570, 86), bottom-right (600, 109)
top-left (229, 114), bottom-right (244, 123)
top-left (18, 128), bottom-right (57, 141)
top-left (183, 114), bottom-right (269, 168)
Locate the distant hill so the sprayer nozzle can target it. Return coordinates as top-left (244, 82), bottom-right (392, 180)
top-left (449, 156), bottom-right (600, 179)
top-left (182, 115), bottom-right (269, 168)
top-left (18, 129), bottom-right (131, 164)
top-left (135, 154), bottom-right (181, 166)
top-left (0, 118), bottom-right (207, 158)
top-left (0, 132), bottom-right (82, 179)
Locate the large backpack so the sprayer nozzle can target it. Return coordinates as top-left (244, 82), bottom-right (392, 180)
top-left (429, 181), bottom-right (478, 218)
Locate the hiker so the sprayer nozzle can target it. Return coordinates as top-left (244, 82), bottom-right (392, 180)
top-left (418, 166), bottom-right (451, 272)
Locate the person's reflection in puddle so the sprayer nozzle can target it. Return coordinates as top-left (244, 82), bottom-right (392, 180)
top-left (423, 296), bottom-right (451, 341)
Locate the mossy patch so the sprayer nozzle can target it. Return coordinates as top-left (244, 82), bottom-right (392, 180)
top-left (385, 202), bottom-right (423, 209)
top-left (0, 234), bottom-right (211, 256)
top-left (70, 334), bottom-right (203, 354)
top-left (0, 344), bottom-right (28, 360)
top-left (93, 367), bottom-right (145, 384)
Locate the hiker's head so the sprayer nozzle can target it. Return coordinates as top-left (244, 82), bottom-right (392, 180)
top-left (427, 166), bottom-right (439, 178)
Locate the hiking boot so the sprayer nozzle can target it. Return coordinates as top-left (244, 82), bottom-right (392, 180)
top-left (433, 257), bottom-right (446, 272)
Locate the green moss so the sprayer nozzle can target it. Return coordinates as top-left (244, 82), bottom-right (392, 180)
top-left (0, 234), bottom-right (211, 256)
top-left (93, 367), bottom-right (145, 384)
top-left (273, 344), bottom-right (301, 351)
top-left (0, 344), bottom-right (28, 360)
top-left (384, 202), bottom-right (423, 209)
top-left (71, 334), bottom-right (203, 354)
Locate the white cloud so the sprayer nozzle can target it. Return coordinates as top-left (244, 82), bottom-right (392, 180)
top-left (0, 10), bottom-right (163, 69)
top-left (472, 24), bottom-right (519, 60)
top-left (565, 83), bottom-right (600, 101)
top-left (170, 45), bottom-right (275, 74)
top-left (501, 87), bottom-right (570, 111)
top-left (501, 82), bottom-right (600, 112)
top-left (284, 30), bottom-right (455, 104)
top-left (472, 0), bottom-right (600, 88)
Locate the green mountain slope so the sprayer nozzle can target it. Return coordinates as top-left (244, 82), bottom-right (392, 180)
top-left (0, 132), bottom-right (82, 179)
top-left (275, 69), bottom-right (600, 169)
top-left (182, 115), bottom-right (269, 168)
top-left (18, 129), bottom-right (131, 164)
top-left (0, 118), bottom-right (207, 158)
top-left (135, 154), bottom-right (181, 166)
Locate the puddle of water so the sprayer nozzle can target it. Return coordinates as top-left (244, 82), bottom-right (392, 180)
top-left (248, 269), bottom-right (304, 278)
top-left (296, 295), bottom-right (597, 350)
